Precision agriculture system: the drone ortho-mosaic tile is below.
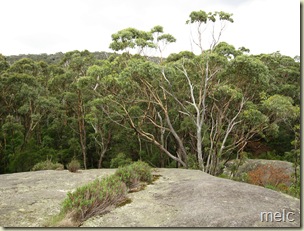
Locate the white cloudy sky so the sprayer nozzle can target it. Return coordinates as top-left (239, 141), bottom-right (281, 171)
top-left (0, 0), bottom-right (300, 57)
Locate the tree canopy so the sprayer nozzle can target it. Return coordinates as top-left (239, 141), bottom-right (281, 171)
top-left (0, 11), bottom-right (300, 176)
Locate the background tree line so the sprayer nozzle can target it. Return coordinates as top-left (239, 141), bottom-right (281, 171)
top-left (0, 10), bottom-right (300, 175)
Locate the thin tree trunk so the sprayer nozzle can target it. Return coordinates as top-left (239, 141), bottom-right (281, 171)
top-left (158, 112), bottom-right (166, 168)
top-left (97, 132), bottom-right (111, 169)
top-left (197, 126), bottom-right (204, 171)
top-left (77, 89), bottom-right (87, 169)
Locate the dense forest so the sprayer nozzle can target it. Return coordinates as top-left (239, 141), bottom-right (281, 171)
top-left (0, 11), bottom-right (300, 175)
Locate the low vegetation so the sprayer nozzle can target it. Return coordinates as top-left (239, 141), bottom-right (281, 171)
top-left (114, 161), bottom-right (152, 189)
top-left (32, 159), bottom-right (64, 171)
top-left (60, 174), bottom-right (127, 224)
top-left (67, 159), bottom-right (81, 173)
top-left (50, 161), bottom-right (152, 227)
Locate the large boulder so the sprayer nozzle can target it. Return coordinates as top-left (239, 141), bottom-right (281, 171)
top-left (223, 159), bottom-right (295, 186)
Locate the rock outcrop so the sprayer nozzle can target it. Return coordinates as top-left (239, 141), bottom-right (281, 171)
top-left (223, 159), bottom-right (295, 185)
top-left (0, 168), bottom-right (300, 227)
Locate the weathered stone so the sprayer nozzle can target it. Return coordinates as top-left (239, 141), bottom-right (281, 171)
top-left (0, 168), bottom-right (300, 227)
top-left (0, 169), bottom-right (116, 227)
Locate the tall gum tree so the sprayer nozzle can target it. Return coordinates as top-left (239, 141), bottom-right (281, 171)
top-left (104, 56), bottom-right (187, 167)
top-left (60, 50), bottom-right (95, 169)
top-left (107, 28), bottom-right (187, 167)
top-left (161, 11), bottom-right (234, 171)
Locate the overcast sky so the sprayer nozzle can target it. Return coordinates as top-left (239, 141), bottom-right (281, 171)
top-left (0, 0), bottom-right (300, 57)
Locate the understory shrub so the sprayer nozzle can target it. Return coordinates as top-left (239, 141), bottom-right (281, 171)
top-left (67, 159), bottom-right (81, 172)
top-left (60, 174), bottom-right (127, 223)
top-left (129, 161), bottom-right (152, 183)
top-left (32, 159), bottom-right (64, 171)
top-left (114, 161), bottom-right (152, 188)
top-left (114, 165), bottom-right (140, 188)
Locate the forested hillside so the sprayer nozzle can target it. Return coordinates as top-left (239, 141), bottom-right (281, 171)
top-left (0, 11), bottom-right (300, 175)
top-left (4, 51), bottom-right (113, 65)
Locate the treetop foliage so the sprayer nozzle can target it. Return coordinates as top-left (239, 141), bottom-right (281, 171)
top-left (186, 10), bottom-right (234, 24)
top-left (0, 10), bottom-right (300, 178)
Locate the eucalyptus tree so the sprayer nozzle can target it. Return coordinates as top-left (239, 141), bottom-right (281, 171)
top-left (1, 115), bottom-right (24, 172)
top-left (0, 58), bottom-right (63, 172)
top-left (159, 11), bottom-right (234, 171)
top-left (257, 52), bottom-right (300, 105)
top-left (246, 52), bottom-right (300, 159)
top-left (150, 25), bottom-right (176, 61)
top-left (4, 59), bottom-right (43, 147)
top-left (109, 26), bottom-right (176, 59)
top-left (123, 59), bottom-right (188, 167)
top-left (108, 27), bottom-right (188, 166)
top-left (84, 63), bottom-right (116, 168)
top-left (109, 27), bottom-right (155, 55)
top-left (59, 50), bottom-right (95, 169)
top-left (158, 11), bottom-right (279, 174)
top-left (90, 52), bottom-right (187, 167)
top-left (106, 11), bottom-right (247, 172)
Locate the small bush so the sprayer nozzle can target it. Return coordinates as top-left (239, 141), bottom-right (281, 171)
top-left (129, 161), bottom-right (152, 183)
top-left (51, 161), bottom-right (153, 226)
top-left (60, 174), bottom-right (127, 223)
top-left (32, 159), bottom-right (64, 171)
top-left (114, 165), bottom-right (140, 189)
top-left (110, 152), bottom-right (133, 168)
top-left (114, 161), bottom-right (152, 189)
top-left (67, 159), bottom-right (81, 173)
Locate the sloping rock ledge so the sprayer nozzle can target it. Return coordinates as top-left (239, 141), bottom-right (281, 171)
top-left (0, 168), bottom-right (300, 227)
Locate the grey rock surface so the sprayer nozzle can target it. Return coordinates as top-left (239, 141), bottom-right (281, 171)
top-left (0, 169), bottom-right (116, 227)
top-left (0, 168), bottom-right (300, 227)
